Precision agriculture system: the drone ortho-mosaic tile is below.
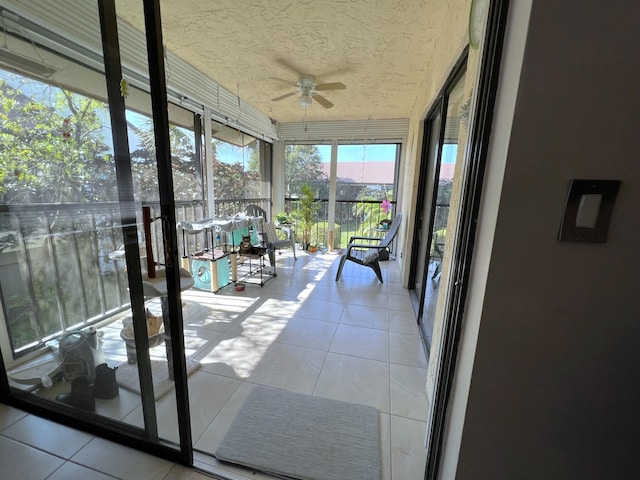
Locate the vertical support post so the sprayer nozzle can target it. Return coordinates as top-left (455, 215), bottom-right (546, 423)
top-left (211, 258), bottom-right (219, 293)
top-left (203, 107), bottom-right (215, 217)
top-left (142, 206), bottom-right (156, 278)
top-left (180, 256), bottom-right (189, 271)
top-left (231, 253), bottom-right (238, 282)
top-left (142, 0), bottom-right (192, 463)
top-left (327, 141), bottom-right (338, 251)
top-left (272, 140), bottom-right (285, 216)
top-left (97, 0), bottom-right (158, 440)
top-left (161, 296), bottom-right (173, 381)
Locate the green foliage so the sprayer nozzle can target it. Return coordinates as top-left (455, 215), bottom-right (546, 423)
top-left (212, 139), bottom-right (261, 199)
top-left (127, 120), bottom-right (200, 201)
top-left (275, 212), bottom-right (291, 224)
top-left (247, 139), bottom-right (261, 173)
top-left (436, 179), bottom-right (453, 205)
top-left (0, 71), bottom-right (201, 204)
top-left (293, 184), bottom-right (320, 248)
top-left (355, 186), bottom-right (387, 202)
top-left (6, 272), bottom-right (63, 350)
top-left (285, 144), bottom-right (328, 197)
top-left (431, 228), bottom-right (447, 257)
top-left (353, 188), bottom-right (394, 235)
top-left (310, 221), bottom-right (341, 248)
top-left (0, 76), bottom-right (113, 203)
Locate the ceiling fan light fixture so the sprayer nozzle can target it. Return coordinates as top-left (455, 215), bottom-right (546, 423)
top-left (298, 93), bottom-right (313, 108)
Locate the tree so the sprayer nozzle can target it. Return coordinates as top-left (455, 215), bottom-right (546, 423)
top-left (0, 75), bottom-right (113, 204)
top-left (284, 145), bottom-right (328, 197)
top-left (211, 139), bottom-right (260, 200)
top-left (212, 160), bottom-right (260, 199)
top-left (1, 71), bottom-right (201, 205)
top-left (129, 120), bottom-right (200, 201)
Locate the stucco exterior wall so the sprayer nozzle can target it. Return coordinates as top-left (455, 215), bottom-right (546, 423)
top-left (397, 0), bottom-right (479, 431)
top-left (399, 0), bottom-right (474, 283)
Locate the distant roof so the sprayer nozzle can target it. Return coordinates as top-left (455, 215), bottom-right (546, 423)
top-left (320, 161), bottom-right (455, 184)
top-left (439, 163), bottom-right (455, 180)
top-left (322, 162), bottom-right (395, 185)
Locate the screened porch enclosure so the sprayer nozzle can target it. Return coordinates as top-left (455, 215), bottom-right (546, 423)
top-left (0, 63), bottom-right (402, 360)
top-left (0, 195), bottom-right (401, 361)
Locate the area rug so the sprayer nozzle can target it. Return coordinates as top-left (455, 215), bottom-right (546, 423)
top-left (215, 385), bottom-right (381, 480)
top-left (116, 357), bottom-right (201, 400)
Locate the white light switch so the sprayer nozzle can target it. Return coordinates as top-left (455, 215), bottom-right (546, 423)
top-left (559, 179), bottom-right (620, 242)
top-left (575, 193), bottom-right (602, 228)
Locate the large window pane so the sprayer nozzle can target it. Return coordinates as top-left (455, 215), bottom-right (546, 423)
top-left (0, 68), bottom-right (201, 357)
top-left (284, 142), bottom-right (399, 250)
top-left (336, 144), bottom-right (398, 242)
top-left (284, 144), bottom-right (329, 199)
top-left (126, 107), bottom-right (200, 202)
top-left (336, 144), bottom-right (397, 202)
top-left (212, 124), bottom-right (269, 215)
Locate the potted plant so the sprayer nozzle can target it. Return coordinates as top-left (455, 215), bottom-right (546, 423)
top-left (275, 212), bottom-right (290, 225)
top-left (295, 184), bottom-right (319, 250)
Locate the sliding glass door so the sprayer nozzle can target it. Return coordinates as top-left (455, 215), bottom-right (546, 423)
top-left (410, 62), bottom-right (467, 355)
top-left (410, 110), bottom-right (442, 347)
top-left (0, 0), bottom-right (193, 463)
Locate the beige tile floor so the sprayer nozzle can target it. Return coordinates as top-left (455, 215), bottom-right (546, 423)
top-left (1, 251), bottom-right (428, 480)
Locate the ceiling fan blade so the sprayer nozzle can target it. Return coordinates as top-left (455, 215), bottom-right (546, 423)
top-left (271, 91), bottom-right (298, 102)
top-left (315, 82), bottom-right (346, 91)
top-left (274, 57), bottom-right (306, 77)
top-left (313, 94), bottom-right (334, 109)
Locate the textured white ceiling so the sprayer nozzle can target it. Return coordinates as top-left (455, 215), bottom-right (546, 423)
top-left (115, 0), bottom-right (452, 124)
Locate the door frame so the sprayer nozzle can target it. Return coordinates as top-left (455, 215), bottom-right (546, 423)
top-left (411, 55), bottom-right (468, 349)
top-left (0, 0), bottom-right (193, 465)
top-left (407, 104), bottom-right (441, 313)
top-left (423, 1), bottom-right (511, 478)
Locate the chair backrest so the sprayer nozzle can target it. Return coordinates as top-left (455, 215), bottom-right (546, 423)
top-left (245, 204), bottom-right (267, 219)
top-left (379, 213), bottom-right (402, 248)
top-left (261, 222), bottom-right (279, 245)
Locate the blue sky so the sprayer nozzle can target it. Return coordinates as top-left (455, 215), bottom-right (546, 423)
top-left (317, 144), bottom-right (398, 163)
top-left (318, 143), bottom-right (457, 164)
top-left (442, 144), bottom-right (458, 164)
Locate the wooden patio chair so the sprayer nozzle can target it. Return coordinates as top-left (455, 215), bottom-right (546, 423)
top-left (335, 213), bottom-right (402, 283)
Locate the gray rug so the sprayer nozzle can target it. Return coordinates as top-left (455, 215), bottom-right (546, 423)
top-left (215, 386), bottom-right (381, 480)
top-left (116, 357), bottom-right (201, 400)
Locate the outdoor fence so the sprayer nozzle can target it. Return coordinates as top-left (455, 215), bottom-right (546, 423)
top-left (0, 200), bottom-right (211, 358)
top-left (283, 198), bottom-right (397, 249)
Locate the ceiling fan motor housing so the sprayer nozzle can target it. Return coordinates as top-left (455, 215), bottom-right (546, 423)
top-left (271, 70), bottom-right (345, 109)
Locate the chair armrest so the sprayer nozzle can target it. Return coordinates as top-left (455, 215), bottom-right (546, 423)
top-left (345, 242), bottom-right (389, 255)
top-left (348, 235), bottom-right (382, 244)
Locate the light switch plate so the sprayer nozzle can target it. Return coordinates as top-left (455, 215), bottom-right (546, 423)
top-left (558, 179), bottom-right (621, 242)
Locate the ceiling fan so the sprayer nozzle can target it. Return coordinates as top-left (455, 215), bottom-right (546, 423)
top-left (271, 74), bottom-right (346, 109)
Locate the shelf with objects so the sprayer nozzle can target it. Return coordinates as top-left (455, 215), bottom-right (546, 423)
top-left (176, 214), bottom-right (268, 292)
top-left (236, 239), bottom-right (275, 287)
